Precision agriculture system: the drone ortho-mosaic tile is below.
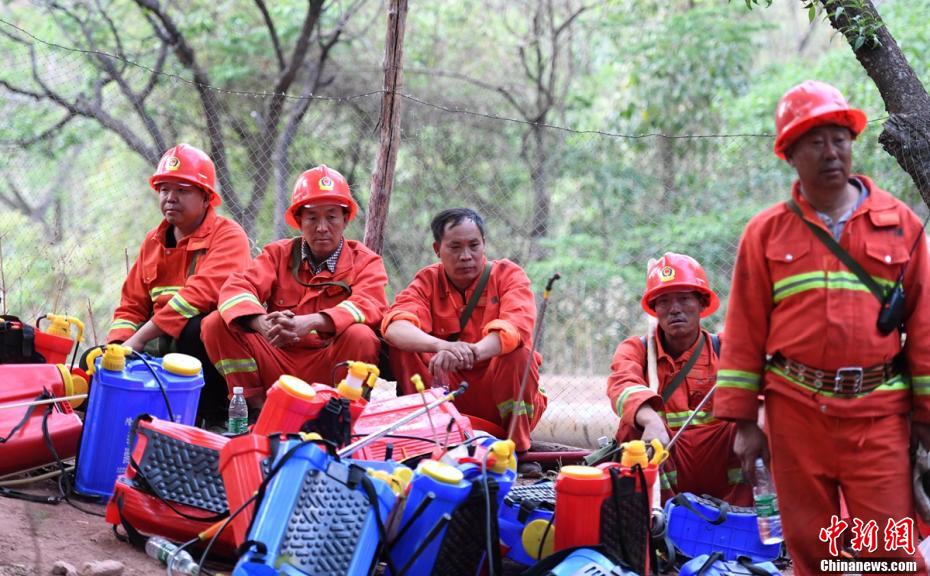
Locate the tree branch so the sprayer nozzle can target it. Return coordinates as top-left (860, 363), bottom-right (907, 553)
top-left (253, 0), bottom-right (286, 70)
top-left (405, 67), bottom-right (531, 119)
top-left (134, 0), bottom-right (239, 216)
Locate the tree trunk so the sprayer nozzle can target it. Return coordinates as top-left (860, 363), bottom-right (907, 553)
top-left (822, 0), bottom-right (930, 203)
top-left (363, 0), bottom-right (408, 255)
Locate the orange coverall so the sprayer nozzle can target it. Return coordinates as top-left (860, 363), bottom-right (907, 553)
top-left (382, 259), bottom-right (546, 452)
top-left (201, 238), bottom-right (388, 400)
top-left (107, 208), bottom-right (251, 343)
top-left (715, 177), bottom-right (930, 574)
top-left (607, 330), bottom-right (752, 506)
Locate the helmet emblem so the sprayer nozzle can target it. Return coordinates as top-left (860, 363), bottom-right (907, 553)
top-left (659, 265), bottom-right (676, 282)
top-left (165, 157), bottom-right (181, 171)
top-left (319, 176), bottom-right (334, 191)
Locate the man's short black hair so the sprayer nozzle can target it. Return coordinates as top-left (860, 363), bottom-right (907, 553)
top-left (430, 208), bottom-right (486, 243)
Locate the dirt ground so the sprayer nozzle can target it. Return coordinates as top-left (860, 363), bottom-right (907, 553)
top-left (0, 483), bottom-right (162, 576)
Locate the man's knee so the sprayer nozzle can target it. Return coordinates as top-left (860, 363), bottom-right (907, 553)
top-left (336, 324), bottom-right (380, 362)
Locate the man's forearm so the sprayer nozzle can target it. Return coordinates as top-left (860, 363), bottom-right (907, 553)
top-left (385, 320), bottom-right (445, 353)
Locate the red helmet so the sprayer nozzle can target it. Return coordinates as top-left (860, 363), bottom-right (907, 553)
top-left (285, 165), bottom-right (357, 229)
top-left (773, 80), bottom-right (867, 160)
top-left (149, 144), bottom-right (220, 207)
top-left (641, 253), bottom-right (719, 318)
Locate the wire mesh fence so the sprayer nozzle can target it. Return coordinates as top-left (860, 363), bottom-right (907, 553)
top-left (1, 12), bottom-right (927, 447)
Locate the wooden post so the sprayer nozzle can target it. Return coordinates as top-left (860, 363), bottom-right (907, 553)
top-left (363, 0), bottom-right (408, 254)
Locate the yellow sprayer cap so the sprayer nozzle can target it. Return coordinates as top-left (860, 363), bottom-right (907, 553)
top-left (162, 353), bottom-right (202, 377)
top-left (101, 345), bottom-right (133, 371)
top-left (559, 465), bottom-right (604, 480)
top-left (336, 379), bottom-right (363, 401)
top-left (54, 364), bottom-right (85, 408)
top-left (45, 314), bottom-right (85, 342)
top-left (46, 316), bottom-right (71, 337)
top-left (419, 459), bottom-right (464, 485)
top-left (620, 440), bottom-right (649, 468)
top-left (69, 374), bottom-right (88, 408)
top-left (347, 362), bottom-right (370, 380)
top-left (276, 375), bottom-right (316, 400)
top-left (522, 518), bottom-right (555, 560)
top-left (489, 439), bottom-right (517, 473)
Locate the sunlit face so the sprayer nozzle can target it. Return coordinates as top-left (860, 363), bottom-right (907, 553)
top-left (652, 290), bottom-right (704, 342)
top-left (787, 125), bottom-right (854, 192)
top-left (157, 182), bottom-right (210, 233)
top-left (299, 204), bottom-right (348, 259)
top-left (434, 219), bottom-right (486, 290)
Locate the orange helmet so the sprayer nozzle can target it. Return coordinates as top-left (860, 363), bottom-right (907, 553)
top-left (284, 165), bottom-right (357, 229)
top-left (641, 253), bottom-right (719, 318)
top-left (149, 144), bottom-right (220, 207)
top-left (773, 80), bottom-right (867, 160)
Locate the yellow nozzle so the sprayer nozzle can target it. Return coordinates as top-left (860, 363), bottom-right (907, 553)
top-left (84, 347), bottom-right (104, 376)
top-left (367, 466), bottom-right (414, 496)
top-left (489, 439), bottom-right (517, 473)
top-left (648, 438), bottom-right (669, 466)
top-left (101, 344), bottom-right (133, 371)
top-left (411, 374), bottom-right (425, 393)
top-left (45, 314), bottom-right (85, 343)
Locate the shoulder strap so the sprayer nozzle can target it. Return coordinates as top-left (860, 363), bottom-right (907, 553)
top-left (661, 335), bottom-right (704, 403)
top-left (289, 237), bottom-right (352, 295)
top-left (670, 492), bottom-right (729, 525)
top-left (186, 248), bottom-right (206, 278)
top-left (786, 199), bottom-right (885, 302)
top-left (459, 262), bottom-right (493, 333)
top-left (711, 333), bottom-right (720, 356)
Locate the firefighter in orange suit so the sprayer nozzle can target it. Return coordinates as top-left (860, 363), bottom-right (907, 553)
top-left (201, 165), bottom-right (387, 410)
top-left (382, 208), bottom-right (547, 460)
top-left (607, 253), bottom-right (752, 506)
top-left (714, 80), bottom-right (930, 574)
top-left (108, 143), bottom-right (251, 423)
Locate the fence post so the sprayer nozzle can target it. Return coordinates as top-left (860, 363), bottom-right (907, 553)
top-left (363, 0), bottom-right (408, 255)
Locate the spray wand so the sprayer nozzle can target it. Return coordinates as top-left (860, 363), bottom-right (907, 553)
top-left (410, 373), bottom-right (442, 448)
top-left (507, 273), bottom-right (560, 442)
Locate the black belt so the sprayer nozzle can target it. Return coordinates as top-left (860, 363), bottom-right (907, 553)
top-left (770, 353), bottom-right (902, 395)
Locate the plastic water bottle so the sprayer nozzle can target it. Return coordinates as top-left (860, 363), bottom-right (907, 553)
top-left (753, 458), bottom-right (784, 545)
top-left (228, 386), bottom-right (248, 434)
top-left (144, 536), bottom-right (200, 576)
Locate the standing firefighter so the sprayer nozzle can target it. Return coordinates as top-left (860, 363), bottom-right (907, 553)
top-left (714, 80), bottom-right (930, 573)
top-left (108, 143), bottom-right (251, 424)
top-left (382, 208), bottom-right (547, 469)
top-left (607, 253), bottom-right (751, 506)
top-left (201, 165), bottom-right (388, 410)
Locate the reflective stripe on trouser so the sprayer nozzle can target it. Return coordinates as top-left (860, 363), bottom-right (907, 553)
top-left (200, 311), bottom-right (380, 399)
top-left (765, 390), bottom-right (924, 576)
top-left (389, 345), bottom-right (547, 453)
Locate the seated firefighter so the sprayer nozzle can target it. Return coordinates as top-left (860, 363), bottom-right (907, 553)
top-left (606, 253), bottom-right (751, 506)
top-left (202, 165), bottom-right (388, 410)
top-left (107, 143), bottom-right (251, 424)
top-left (382, 208), bottom-right (548, 461)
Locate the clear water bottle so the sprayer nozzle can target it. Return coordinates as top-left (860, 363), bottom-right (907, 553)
top-left (144, 535), bottom-right (200, 576)
top-left (753, 457), bottom-right (784, 545)
top-left (228, 386), bottom-right (248, 434)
